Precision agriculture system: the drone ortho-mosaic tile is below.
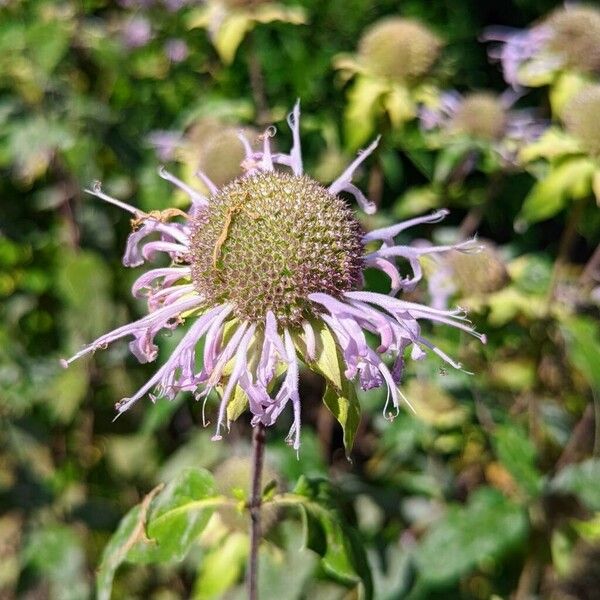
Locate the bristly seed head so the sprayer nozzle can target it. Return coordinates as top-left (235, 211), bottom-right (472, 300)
top-left (543, 6), bottom-right (600, 73)
top-left (190, 171), bottom-right (364, 325)
top-left (450, 92), bottom-right (507, 141)
top-left (358, 17), bottom-right (442, 84)
top-left (563, 85), bottom-right (600, 156)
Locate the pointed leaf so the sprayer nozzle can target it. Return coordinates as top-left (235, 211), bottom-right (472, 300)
top-left (519, 157), bottom-right (595, 223)
top-left (323, 382), bottom-right (361, 456)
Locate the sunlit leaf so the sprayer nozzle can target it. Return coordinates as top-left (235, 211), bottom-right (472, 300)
top-left (323, 381), bottom-right (361, 455)
top-left (519, 157), bottom-right (595, 223)
top-left (97, 469), bottom-right (222, 600)
top-left (193, 532), bottom-right (248, 599)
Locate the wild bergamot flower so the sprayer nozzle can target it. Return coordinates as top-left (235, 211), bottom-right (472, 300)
top-left (484, 5), bottom-right (600, 89)
top-left (62, 103), bottom-right (485, 449)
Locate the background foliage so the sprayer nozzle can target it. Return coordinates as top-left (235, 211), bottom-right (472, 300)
top-left (1, 0), bottom-right (599, 598)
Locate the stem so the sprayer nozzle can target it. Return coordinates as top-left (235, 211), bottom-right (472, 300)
top-left (247, 33), bottom-right (269, 126)
top-left (547, 198), bottom-right (585, 305)
top-left (247, 422), bottom-right (266, 600)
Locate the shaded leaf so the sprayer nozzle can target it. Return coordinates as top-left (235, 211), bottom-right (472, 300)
top-left (415, 487), bottom-right (528, 586)
top-left (493, 425), bottom-right (543, 497)
top-left (551, 459), bottom-right (600, 511)
top-left (323, 381), bottom-right (361, 455)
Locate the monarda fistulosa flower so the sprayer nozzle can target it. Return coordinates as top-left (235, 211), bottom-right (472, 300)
top-left (484, 5), bottom-right (600, 89)
top-left (62, 103), bottom-right (485, 449)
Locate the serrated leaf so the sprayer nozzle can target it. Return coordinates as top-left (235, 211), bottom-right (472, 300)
top-left (97, 469), bottom-right (222, 600)
top-left (551, 459), bottom-right (600, 510)
top-left (519, 157), bottom-right (595, 223)
top-left (414, 487), bottom-right (528, 586)
top-left (323, 382), bottom-right (361, 456)
top-left (493, 425), bottom-right (543, 497)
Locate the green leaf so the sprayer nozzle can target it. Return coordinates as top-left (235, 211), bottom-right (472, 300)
top-left (493, 425), bottom-right (543, 497)
top-left (286, 477), bottom-right (374, 599)
top-left (227, 384), bottom-right (249, 422)
top-left (550, 459), bottom-right (600, 510)
top-left (295, 321), bottom-right (345, 391)
top-left (323, 381), bottom-right (361, 456)
top-left (96, 469), bottom-right (222, 600)
top-left (193, 532), bottom-right (248, 599)
top-left (414, 487), bottom-right (528, 586)
top-left (519, 128), bottom-right (583, 163)
top-left (519, 157), bottom-right (595, 224)
top-left (560, 316), bottom-right (600, 391)
top-left (214, 14), bottom-right (252, 64)
top-left (344, 76), bottom-right (386, 150)
top-left (382, 84), bottom-right (415, 128)
top-left (24, 525), bottom-right (90, 600)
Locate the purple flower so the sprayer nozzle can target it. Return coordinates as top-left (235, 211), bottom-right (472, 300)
top-left (419, 90), bottom-right (546, 166)
top-left (122, 16), bottom-right (152, 49)
top-left (164, 38), bottom-right (189, 63)
top-left (63, 103), bottom-right (485, 449)
top-left (484, 5), bottom-right (600, 89)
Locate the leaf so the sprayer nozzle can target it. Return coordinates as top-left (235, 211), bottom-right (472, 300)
top-left (323, 382), bottom-right (361, 456)
top-left (519, 157), bottom-right (595, 223)
top-left (344, 76), bottom-right (387, 150)
top-left (593, 169), bottom-right (600, 206)
top-left (295, 321), bottom-right (345, 391)
top-left (493, 425), bottom-right (543, 497)
top-left (96, 485), bottom-right (164, 600)
top-left (383, 84), bottom-right (415, 128)
top-left (287, 477), bottom-right (374, 599)
top-left (193, 532), bottom-right (248, 599)
top-left (96, 469), bottom-right (221, 600)
top-left (561, 316), bottom-right (600, 391)
top-left (414, 487), bottom-right (528, 586)
top-left (24, 524), bottom-right (90, 600)
top-left (519, 128), bottom-right (583, 163)
top-left (214, 14), bottom-right (252, 65)
top-left (227, 384), bottom-right (249, 422)
top-left (550, 459), bottom-right (600, 510)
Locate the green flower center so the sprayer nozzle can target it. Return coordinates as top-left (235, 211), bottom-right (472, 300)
top-left (358, 17), bottom-right (442, 84)
top-left (190, 171), bottom-right (364, 325)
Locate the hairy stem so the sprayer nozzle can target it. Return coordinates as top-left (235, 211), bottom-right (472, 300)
top-left (247, 422), bottom-right (266, 600)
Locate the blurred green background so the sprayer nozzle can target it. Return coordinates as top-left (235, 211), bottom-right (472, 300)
top-left (1, 0), bottom-right (600, 598)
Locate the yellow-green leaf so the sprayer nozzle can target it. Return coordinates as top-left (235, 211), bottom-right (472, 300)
top-left (214, 14), bottom-right (252, 64)
top-left (323, 382), bottom-right (361, 455)
top-left (344, 76), bottom-right (387, 150)
top-left (519, 157), bottom-right (595, 223)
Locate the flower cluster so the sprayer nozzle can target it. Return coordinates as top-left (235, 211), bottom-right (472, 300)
top-left (484, 5), bottom-right (600, 89)
top-left (62, 104), bottom-right (485, 449)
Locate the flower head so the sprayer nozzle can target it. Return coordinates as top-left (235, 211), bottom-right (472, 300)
top-left (357, 17), bottom-right (442, 84)
top-left (562, 84), bottom-right (600, 157)
top-left (485, 5), bottom-right (600, 88)
top-left (420, 90), bottom-right (545, 166)
top-left (63, 103), bottom-right (485, 449)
